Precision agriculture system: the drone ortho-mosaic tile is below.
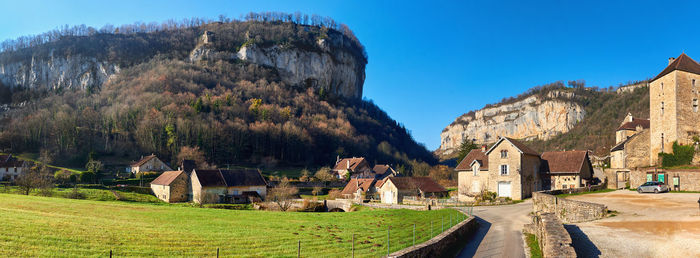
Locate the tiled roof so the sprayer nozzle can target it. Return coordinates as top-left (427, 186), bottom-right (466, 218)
top-left (540, 150), bottom-right (589, 174)
top-left (617, 118), bottom-right (650, 131)
top-left (150, 170), bottom-right (185, 186)
top-left (333, 157), bottom-right (369, 171)
top-left (0, 155), bottom-right (24, 168)
top-left (194, 169), bottom-right (267, 188)
top-left (387, 177), bottom-right (447, 193)
top-left (611, 134), bottom-right (638, 152)
top-left (372, 165), bottom-right (391, 175)
top-left (455, 149), bottom-right (488, 171)
top-left (341, 178), bottom-right (376, 195)
top-left (131, 154), bottom-right (157, 167)
top-left (652, 53), bottom-right (700, 82)
top-left (486, 137), bottom-right (539, 156)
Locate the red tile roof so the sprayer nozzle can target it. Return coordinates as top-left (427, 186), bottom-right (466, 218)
top-left (617, 118), bottom-right (650, 131)
top-left (652, 53), bottom-right (700, 81)
top-left (455, 149), bottom-right (488, 171)
top-left (150, 170), bottom-right (185, 186)
top-left (341, 178), bottom-right (376, 195)
top-left (0, 154), bottom-right (25, 168)
top-left (333, 157), bottom-right (369, 171)
top-left (540, 150), bottom-right (589, 174)
top-left (386, 177), bottom-right (447, 193)
top-left (130, 154), bottom-right (157, 167)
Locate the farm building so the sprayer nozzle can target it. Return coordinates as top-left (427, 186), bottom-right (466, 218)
top-left (129, 154), bottom-right (172, 174)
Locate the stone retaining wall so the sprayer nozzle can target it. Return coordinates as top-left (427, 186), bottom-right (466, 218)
top-left (532, 191), bottom-right (607, 223)
top-left (524, 213), bottom-right (576, 257)
top-left (387, 210), bottom-right (477, 258)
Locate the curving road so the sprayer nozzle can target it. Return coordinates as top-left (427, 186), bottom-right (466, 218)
top-left (456, 200), bottom-right (533, 258)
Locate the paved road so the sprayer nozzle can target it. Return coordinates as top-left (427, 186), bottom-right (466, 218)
top-left (456, 200), bottom-right (533, 258)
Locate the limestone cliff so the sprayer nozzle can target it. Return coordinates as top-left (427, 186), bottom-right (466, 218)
top-left (440, 91), bottom-right (585, 154)
top-left (190, 33), bottom-right (365, 99)
top-left (0, 54), bottom-right (119, 91)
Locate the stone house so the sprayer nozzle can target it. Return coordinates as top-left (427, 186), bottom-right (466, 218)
top-left (129, 154), bottom-right (172, 174)
top-left (191, 169), bottom-right (267, 204)
top-left (649, 53), bottom-right (700, 165)
top-left (0, 154), bottom-right (25, 181)
top-left (378, 177), bottom-right (447, 204)
top-left (331, 157), bottom-right (372, 179)
top-left (150, 170), bottom-right (189, 203)
top-left (458, 137), bottom-right (542, 201)
top-left (540, 150), bottom-right (594, 190)
top-left (340, 178), bottom-right (378, 201)
top-left (610, 114), bottom-right (650, 169)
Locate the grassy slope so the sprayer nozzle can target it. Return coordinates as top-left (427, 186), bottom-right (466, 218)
top-left (0, 194), bottom-right (465, 257)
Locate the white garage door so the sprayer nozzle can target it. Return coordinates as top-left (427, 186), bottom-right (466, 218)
top-left (383, 191), bottom-right (394, 204)
top-left (498, 181), bottom-right (511, 198)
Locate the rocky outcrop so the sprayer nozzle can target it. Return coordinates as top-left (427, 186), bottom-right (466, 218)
top-left (0, 54), bottom-right (119, 91)
top-left (190, 32), bottom-right (366, 100)
top-left (440, 91), bottom-right (585, 154)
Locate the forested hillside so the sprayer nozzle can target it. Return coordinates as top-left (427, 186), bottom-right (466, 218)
top-left (0, 13), bottom-right (436, 171)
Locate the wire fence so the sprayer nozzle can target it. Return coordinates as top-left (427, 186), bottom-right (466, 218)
top-left (103, 210), bottom-right (470, 257)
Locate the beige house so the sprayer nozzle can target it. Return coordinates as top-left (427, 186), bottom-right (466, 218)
top-left (457, 137), bottom-right (542, 201)
top-left (150, 170), bottom-right (189, 203)
top-left (340, 178), bottom-right (379, 201)
top-left (649, 53), bottom-right (700, 165)
top-left (191, 169), bottom-right (267, 204)
top-left (129, 154), bottom-right (172, 174)
top-left (540, 150), bottom-right (594, 190)
top-left (378, 177), bottom-right (447, 204)
top-left (0, 154), bottom-right (25, 181)
top-left (610, 114), bottom-right (650, 169)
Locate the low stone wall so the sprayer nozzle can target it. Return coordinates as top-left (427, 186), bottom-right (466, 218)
top-left (524, 213), bottom-right (576, 258)
top-left (388, 210), bottom-right (477, 258)
top-left (532, 191), bottom-right (607, 223)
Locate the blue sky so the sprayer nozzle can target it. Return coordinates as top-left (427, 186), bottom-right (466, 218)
top-left (1, 0), bottom-right (699, 150)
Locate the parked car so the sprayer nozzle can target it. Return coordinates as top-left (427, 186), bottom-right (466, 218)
top-left (637, 181), bottom-right (669, 193)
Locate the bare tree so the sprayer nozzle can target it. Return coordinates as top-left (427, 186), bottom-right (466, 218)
top-left (15, 166), bottom-right (53, 195)
top-left (268, 177), bottom-right (298, 211)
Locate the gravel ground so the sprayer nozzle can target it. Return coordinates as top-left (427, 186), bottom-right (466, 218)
top-left (566, 190), bottom-right (700, 257)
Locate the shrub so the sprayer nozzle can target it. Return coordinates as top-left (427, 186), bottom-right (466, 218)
top-left (67, 187), bottom-right (85, 199)
top-left (203, 204), bottom-right (253, 210)
top-left (298, 199), bottom-right (324, 212)
top-left (659, 141), bottom-right (695, 167)
top-left (327, 189), bottom-right (342, 200)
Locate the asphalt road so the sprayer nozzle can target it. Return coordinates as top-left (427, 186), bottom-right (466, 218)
top-left (455, 200), bottom-right (533, 258)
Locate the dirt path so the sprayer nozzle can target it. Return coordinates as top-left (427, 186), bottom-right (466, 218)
top-left (566, 190), bottom-right (700, 257)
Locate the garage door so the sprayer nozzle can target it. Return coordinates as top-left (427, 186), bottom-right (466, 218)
top-left (498, 181), bottom-right (511, 198)
top-left (383, 191), bottom-right (394, 204)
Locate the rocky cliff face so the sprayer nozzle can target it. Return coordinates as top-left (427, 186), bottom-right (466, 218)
top-left (440, 91), bottom-right (585, 154)
top-left (0, 54), bottom-right (119, 91)
top-left (190, 33), bottom-right (365, 99)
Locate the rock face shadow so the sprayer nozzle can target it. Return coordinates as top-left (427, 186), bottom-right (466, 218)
top-left (565, 224), bottom-right (601, 258)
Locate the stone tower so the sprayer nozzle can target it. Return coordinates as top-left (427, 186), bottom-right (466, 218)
top-left (649, 53), bottom-right (700, 165)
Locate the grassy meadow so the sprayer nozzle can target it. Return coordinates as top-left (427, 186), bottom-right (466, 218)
top-left (0, 194), bottom-right (466, 257)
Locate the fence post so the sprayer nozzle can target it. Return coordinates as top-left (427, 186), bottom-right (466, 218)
top-left (413, 223), bottom-right (416, 246)
top-left (109, 250), bottom-right (112, 258)
top-left (442, 216), bottom-right (444, 232)
top-left (298, 240), bottom-right (300, 258)
top-left (352, 233), bottom-right (355, 258)
top-left (431, 221), bottom-right (433, 238)
top-left (217, 248), bottom-right (219, 258)
top-left (387, 226), bottom-right (391, 256)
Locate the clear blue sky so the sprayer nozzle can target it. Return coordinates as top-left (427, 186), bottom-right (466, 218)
top-left (1, 0), bottom-right (699, 150)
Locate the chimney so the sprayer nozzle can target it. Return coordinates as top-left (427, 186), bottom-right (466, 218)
top-left (481, 144), bottom-right (487, 152)
top-left (336, 155), bottom-right (340, 165)
top-left (669, 57), bottom-right (676, 65)
top-left (627, 112), bottom-right (633, 123)
top-left (346, 160), bottom-right (350, 170)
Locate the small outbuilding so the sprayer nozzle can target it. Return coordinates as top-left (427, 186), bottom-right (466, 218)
top-left (379, 177), bottom-right (447, 204)
top-left (129, 154), bottom-right (172, 174)
top-left (150, 170), bottom-right (189, 203)
top-left (191, 169), bottom-right (267, 204)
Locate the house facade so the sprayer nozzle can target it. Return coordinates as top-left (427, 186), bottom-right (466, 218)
top-left (378, 177), bottom-right (447, 204)
top-left (129, 154), bottom-right (172, 174)
top-left (0, 154), bottom-right (25, 181)
top-left (150, 170), bottom-right (189, 203)
top-left (191, 169), bottom-right (267, 204)
top-left (332, 157), bottom-right (372, 179)
top-left (541, 150), bottom-right (594, 190)
top-left (610, 114), bottom-right (650, 169)
top-left (340, 178), bottom-right (378, 201)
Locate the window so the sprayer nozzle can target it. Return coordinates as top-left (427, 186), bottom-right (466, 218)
top-left (694, 79), bottom-right (696, 88)
top-left (500, 150), bottom-right (508, 158)
top-left (661, 102), bottom-right (664, 115)
top-left (661, 133), bottom-right (665, 151)
top-left (661, 82), bottom-right (664, 93)
top-left (694, 99), bottom-right (698, 112)
top-left (500, 165), bottom-right (509, 175)
top-left (473, 166), bottom-right (478, 176)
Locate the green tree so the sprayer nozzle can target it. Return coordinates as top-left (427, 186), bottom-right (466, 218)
top-left (457, 138), bottom-right (478, 163)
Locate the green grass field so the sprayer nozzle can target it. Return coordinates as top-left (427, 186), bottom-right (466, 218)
top-left (0, 194), bottom-right (466, 257)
